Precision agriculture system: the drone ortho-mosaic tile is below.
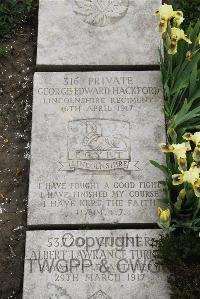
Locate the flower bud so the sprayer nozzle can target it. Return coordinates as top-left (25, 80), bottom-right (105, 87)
top-left (157, 207), bottom-right (170, 223)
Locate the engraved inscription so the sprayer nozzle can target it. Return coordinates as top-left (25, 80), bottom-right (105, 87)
top-left (23, 230), bottom-right (169, 298)
top-left (73, 0), bottom-right (129, 27)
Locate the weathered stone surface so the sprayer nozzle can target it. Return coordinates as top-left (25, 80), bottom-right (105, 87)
top-left (23, 229), bottom-right (169, 299)
top-left (37, 0), bottom-right (162, 66)
top-left (28, 71), bottom-right (165, 225)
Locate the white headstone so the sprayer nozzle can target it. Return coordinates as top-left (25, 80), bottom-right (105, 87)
top-left (28, 71), bottom-right (165, 225)
top-left (23, 229), bottom-right (169, 299)
top-left (37, 0), bottom-right (162, 66)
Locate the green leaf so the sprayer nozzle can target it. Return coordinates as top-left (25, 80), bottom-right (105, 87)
top-left (174, 199), bottom-right (182, 211)
top-left (189, 63), bottom-right (198, 97)
top-left (189, 84), bottom-right (200, 102)
top-left (159, 196), bottom-right (171, 205)
top-left (171, 53), bottom-right (200, 95)
top-left (150, 160), bottom-right (169, 177)
top-left (175, 106), bottom-right (200, 127)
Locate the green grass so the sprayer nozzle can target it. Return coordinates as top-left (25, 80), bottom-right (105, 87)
top-left (0, 0), bottom-right (37, 40)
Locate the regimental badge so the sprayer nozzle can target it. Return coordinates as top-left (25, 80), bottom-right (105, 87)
top-left (58, 119), bottom-right (136, 172)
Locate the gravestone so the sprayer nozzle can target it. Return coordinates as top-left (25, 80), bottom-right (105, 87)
top-left (37, 0), bottom-right (162, 67)
top-left (23, 229), bottom-right (169, 299)
top-left (23, 0), bottom-right (170, 296)
top-left (28, 71), bottom-right (165, 225)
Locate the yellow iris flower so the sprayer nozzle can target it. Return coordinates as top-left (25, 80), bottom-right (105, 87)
top-left (157, 207), bottom-right (171, 223)
top-left (194, 179), bottom-right (200, 197)
top-left (160, 142), bottom-right (191, 158)
top-left (172, 163), bottom-right (200, 197)
top-left (155, 4), bottom-right (184, 34)
top-left (168, 28), bottom-right (192, 55)
top-left (155, 4), bottom-right (174, 34)
top-left (160, 142), bottom-right (191, 171)
top-left (193, 145), bottom-right (200, 162)
top-left (173, 11), bottom-right (184, 27)
top-left (183, 132), bottom-right (200, 162)
top-left (157, 19), bottom-right (168, 34)
top-left (155, 4), bottom-right (174, 20)
top-left (183, 132), bottom-right (200, 145)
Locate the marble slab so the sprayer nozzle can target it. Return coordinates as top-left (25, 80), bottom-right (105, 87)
top-left (23, 229), bottom-right (169, 299)
top-left (28, 71), bottom-right (165, 225)
top-left (37, 0), bottom-right (162, 66)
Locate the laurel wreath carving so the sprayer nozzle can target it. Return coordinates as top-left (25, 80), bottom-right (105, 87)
top-left (73, 0), bottom-right (129, 27)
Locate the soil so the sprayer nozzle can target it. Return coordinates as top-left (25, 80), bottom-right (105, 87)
top-left (0, 18), bottom-right (37, 299)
